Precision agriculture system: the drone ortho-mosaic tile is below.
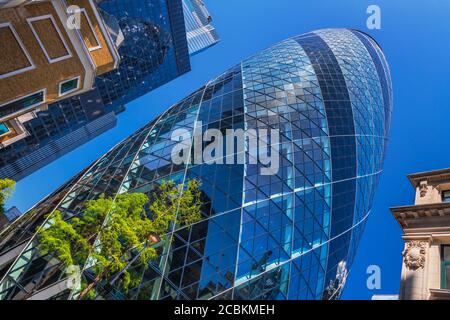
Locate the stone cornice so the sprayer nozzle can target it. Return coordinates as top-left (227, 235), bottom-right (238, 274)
top-left (390, 202), bottom-right (450, 228)
top-left (429, 288), bottom-right (450, 300)
top-left (408, 168), bottom-right (450, 188)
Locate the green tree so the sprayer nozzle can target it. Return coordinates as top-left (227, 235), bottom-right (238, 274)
top-left (0, 178), bottom-right (15, 215)
top-left (37, 179), bottom-right (202, 299)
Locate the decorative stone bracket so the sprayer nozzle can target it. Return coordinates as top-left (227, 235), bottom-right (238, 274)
top-left (419, 181), bottom-right (428, 197)
top-left (403, 240), bottom-right (427, 270)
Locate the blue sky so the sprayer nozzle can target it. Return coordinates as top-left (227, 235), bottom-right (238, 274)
top-left (7, 0), bottom-right (450, 299)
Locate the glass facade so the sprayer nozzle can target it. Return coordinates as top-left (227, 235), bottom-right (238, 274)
top-left (0, 29), bottom-right (392, 300)
top-left (96, 0), bottom-right (191, 109)
top-left (182, 0), bottom-right (219, 55)
top-left (0, 89), bottom-right (118, 181)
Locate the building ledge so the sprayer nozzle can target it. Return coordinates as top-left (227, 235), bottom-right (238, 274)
top-left (390, 202), bottom-right (450, 228)
top-left (391, 201), bottom-right (450, 213)
top-left (408, 168), bottom-right (450, 188)
top-left (429, 288), bottom-right (450, 300)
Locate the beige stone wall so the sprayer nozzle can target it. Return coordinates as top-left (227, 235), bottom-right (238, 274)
top-left (400, 239), bottom-right (430, 300)
top-left (414, 184), bottom-right (442, 205)
top-left (428, 244), bottom-right (441, 293)
top-left (399, 234), bottom-right (450, 299)
top-left (414, 178), bottom-right (450, 205)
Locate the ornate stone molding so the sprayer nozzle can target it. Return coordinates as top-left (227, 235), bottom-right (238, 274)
top-left (403, 240), bottom-right (427, 270)
top-left (419, 181), bottom-right (428, 197)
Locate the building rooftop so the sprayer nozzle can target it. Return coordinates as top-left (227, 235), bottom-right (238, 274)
top-left (408, 168), bottom-right (450, 188)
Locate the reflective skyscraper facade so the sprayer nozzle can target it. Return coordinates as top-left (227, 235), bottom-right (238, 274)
top-left (182, 0), bottom-right (219, 54)
top-left (0, 88), bottom-right (117, 181)
top-left (95, 0), bottom-right (191, 109)
top-left (0, 29), bottom-right (392, 300)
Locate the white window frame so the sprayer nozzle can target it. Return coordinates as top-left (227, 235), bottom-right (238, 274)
top-left (0, 89), bottom-right (47, 121)
top-left (27, 15), bottom-right (72, 64)
top-left (0, 22), bottom-right (36, 79)
top-left (58, 76), bottom-right (81, 97)
top-left (80, 8), bottom-right (102, 52)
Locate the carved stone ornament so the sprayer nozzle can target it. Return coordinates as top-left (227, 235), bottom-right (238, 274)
top-left (403, 241), bottom-right (427, 270)
top-left (419, 181), bottom-right (428, 197)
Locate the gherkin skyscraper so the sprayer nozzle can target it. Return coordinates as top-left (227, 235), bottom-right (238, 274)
top-left (0, 29), bottom-right (392, 300)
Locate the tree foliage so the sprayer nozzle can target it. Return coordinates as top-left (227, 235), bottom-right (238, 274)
top-left (37, 179), bottom-right (202, 299)
top-left (0, 178), bottom-right (15, 215)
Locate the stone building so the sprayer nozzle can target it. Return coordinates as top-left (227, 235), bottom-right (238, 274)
top-left (390, 168), bottom-right (450, 300)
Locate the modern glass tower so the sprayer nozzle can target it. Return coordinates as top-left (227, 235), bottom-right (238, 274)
top-left (0, 29), bottom-right (392, 300)
top-left (182, 0), bottom-right (220, 54)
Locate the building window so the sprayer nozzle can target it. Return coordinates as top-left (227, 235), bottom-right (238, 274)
top-left (0, 123), bottom-right (10, 136)
top-left (0, 90), bottom-right (45, 119)
top-left (442, 190), bottom-right (450, 203)
top-left (442, 245), bottom-right (450, 289)
top-left (59, 77), bottom-right (80, 96)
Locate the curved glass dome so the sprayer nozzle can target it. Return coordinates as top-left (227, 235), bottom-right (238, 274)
top-left (0, 29), bottom-right (392, 300)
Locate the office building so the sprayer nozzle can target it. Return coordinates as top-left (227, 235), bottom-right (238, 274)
top-left (391, 168), bottom-right (450, 300)
top-left (182, 0), bottom-right (219, 54)
top-left (0, 28), bottom-right (392, 300)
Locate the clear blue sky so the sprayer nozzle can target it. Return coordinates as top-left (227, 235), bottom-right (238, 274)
top-left (7, 0), bottom-right (450, 299)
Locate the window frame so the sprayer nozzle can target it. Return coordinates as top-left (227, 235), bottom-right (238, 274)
top-left (0, 89), bottom-right (46, 121)
top-left (0, 123), bottom-right (10, 137)
top-left (441, 245), bottom-right (450, 289)
top-left (79, 8), bottom-right (102, 52)
top-left (58, 76), bottom-right (81, 97)
top-left (442, 190), bottom-right (450, 203)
